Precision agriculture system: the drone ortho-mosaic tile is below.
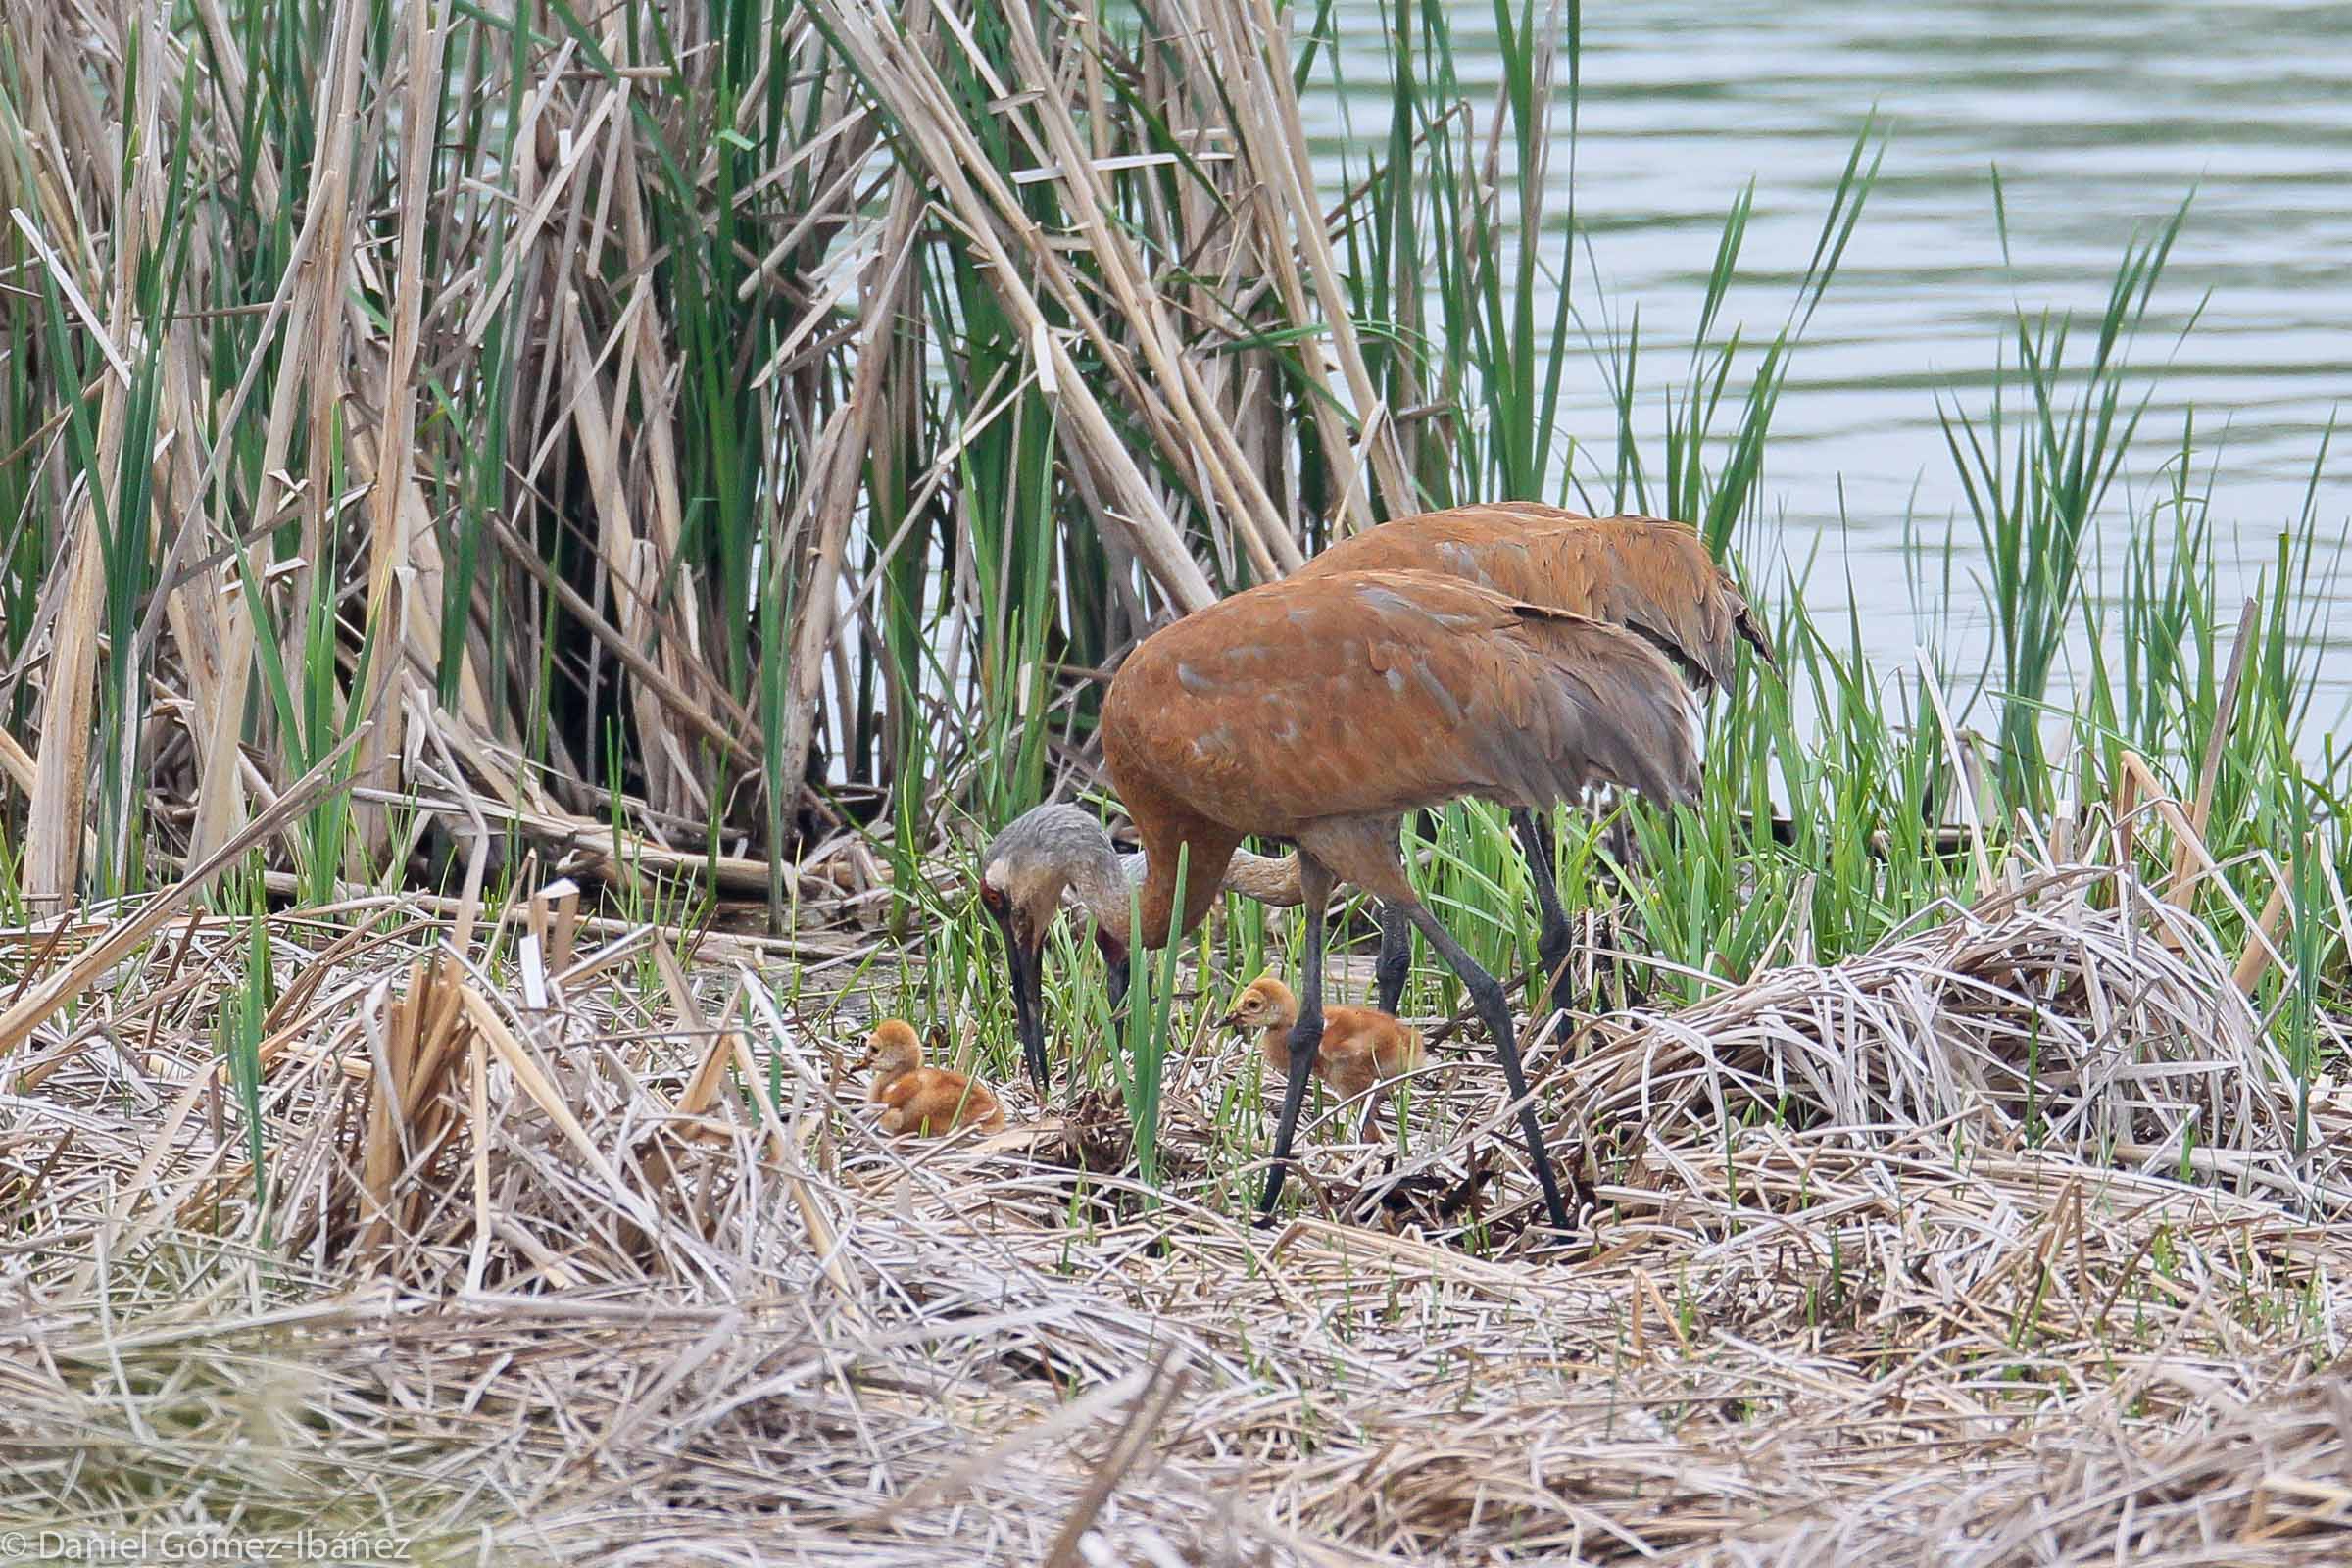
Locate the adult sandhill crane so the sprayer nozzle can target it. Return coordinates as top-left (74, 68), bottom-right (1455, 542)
top-left (1294, 503), bottom-right (1770, 1015)
top-left (978, 566), bottom-right (1699, 1230)
top-left (983, 509), bottom-right (1762, 1039)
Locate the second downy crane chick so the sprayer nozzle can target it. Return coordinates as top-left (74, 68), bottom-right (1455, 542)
top-left (1219, 975), bottom-right (1425, 1139)
top-left (857, 1019), bottom-right (1007, 1137)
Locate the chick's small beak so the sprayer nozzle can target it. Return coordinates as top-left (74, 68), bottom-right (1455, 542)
top-left (1215, 1005), bottom-right (1244, 1030)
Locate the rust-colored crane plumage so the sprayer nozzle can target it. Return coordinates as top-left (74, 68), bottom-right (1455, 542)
top-left (1297, 503), bottom-right (1771, 691)
top-left (1099, 569), bottom-right (1697, 940)
top-left (984, 564), bottom-right (1700, 1229)
top-left (1295, 504), bottom-right (1770, 1015)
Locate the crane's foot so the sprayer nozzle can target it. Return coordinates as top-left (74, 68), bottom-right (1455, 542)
top-left (1517, 1229), bottom-right (1586, 1266)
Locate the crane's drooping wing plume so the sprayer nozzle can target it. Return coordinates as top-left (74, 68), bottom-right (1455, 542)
top-left (1298, 503), bottom-right (1773, 692)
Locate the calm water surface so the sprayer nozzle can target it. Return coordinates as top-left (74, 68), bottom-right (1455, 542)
top-left (1303, 1), bottom-right (2352, 728)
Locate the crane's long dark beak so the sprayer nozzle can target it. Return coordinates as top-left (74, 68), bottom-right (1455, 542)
top-left (1000, 923), bottom-right (1052, 1095)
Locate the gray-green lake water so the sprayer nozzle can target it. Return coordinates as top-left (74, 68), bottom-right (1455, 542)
top-left (1304, 0), bottom-right (2352, 727)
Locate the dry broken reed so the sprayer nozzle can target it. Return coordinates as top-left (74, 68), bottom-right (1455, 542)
top-left (0, 0), bottom-right (1525, 912)
top-left (1573, 861), bottom-right (2348, 1210)
top-left (5, 830), bottom-right (2352, 1565)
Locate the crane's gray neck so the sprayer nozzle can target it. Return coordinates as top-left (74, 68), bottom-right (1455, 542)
top-left (986, 804), bottom-right (1136, 939)
top-left (1115, 848), bottom-right (1290, 907)
top-left (987, 804), bottom-right (1304, 939)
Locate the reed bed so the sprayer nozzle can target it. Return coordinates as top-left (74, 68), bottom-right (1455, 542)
top-left (1576, 860), bottom-right (2332, 1203)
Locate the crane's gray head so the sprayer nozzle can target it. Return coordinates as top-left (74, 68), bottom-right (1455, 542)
top-left (978, 804), bottom-right (1102, 950)
top-left (977, 804), bottom-right (1133, 1093)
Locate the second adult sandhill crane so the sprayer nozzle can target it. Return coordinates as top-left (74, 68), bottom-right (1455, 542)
top-left (980, 566), bottom-right (1698, 1230)
top-left (1296, 503), bottom-right (1771, 1016)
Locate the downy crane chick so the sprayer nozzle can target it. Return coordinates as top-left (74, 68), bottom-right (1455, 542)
top-left (1220, 974), bottom-right (1425, 1139)
top-left (856, 1019), bottom-right (1006, 1137)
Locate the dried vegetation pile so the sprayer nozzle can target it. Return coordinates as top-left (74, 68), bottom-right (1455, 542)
top-left (6, 839), bottom-right (2352, 1566)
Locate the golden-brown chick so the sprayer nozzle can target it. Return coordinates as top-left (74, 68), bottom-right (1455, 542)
top-left (1217, 974), bottom-right (1424, 1136)
top-left (856, 1019), bottom-right (1006, 1137)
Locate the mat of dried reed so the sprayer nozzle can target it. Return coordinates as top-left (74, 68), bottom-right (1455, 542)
top-left (3, 853), bottom-right (2350, 1566)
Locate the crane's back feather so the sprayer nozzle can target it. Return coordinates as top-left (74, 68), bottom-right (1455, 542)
top-left (1300, 503), bottom-right (1771, 691)
top-left (1102, 569), bottom-right (1700, 883)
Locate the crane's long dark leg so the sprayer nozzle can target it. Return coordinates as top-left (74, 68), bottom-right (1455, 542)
top-left (1405, 900), bottom-right (1572, 1233)
top-left (1376, 809), bottom-right (1436, 1015)
top-left (1511, 808), bottom-right (1578, 1019)
top-left (1256, 856), bottom-right (1335, 1221)
top-left (1374, 902), bottom-right (1412, 1016)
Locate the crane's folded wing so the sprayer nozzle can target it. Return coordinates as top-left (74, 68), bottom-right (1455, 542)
top-left (1102, 569), bottom-right (1700, 838)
